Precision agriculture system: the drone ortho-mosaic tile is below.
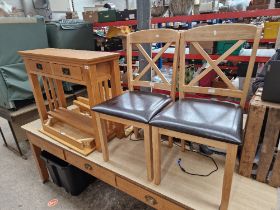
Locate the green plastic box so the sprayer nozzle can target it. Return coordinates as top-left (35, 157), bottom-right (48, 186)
top-left (216, 40), bottom-right (244, 56)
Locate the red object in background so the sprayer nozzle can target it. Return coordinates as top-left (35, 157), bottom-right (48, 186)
top-left (199, 70), bottom-right (217, 87)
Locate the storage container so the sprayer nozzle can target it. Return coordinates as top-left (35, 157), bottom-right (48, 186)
top-left (263, 22), bottom-right (280, 39)
top-left (237, 62), bottom-right (258, 78)
top-left (216, 41), bottom-right (243, 56)
top-left (125, 9), bottom-right (137, 20)
top-left (116, 11), bottom-right (127, 21)
top-left (98, 10), bottom-right (117, 23)
top-left (46, 20), bottom-right (95, 92)
top-left (252, 0), bottom-right (270, 4)
top-left (40, 151), bottom-right (93, 196)
top-left (46, 20), bottom-right (95, 51)
top-left (82, 11), bottom-right (98, 22)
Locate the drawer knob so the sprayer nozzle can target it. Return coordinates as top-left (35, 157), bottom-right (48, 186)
top-left (62, 67), bottom-right (71, 76)
top-left (84, 163), bottom-right (92, 170)
top-left (144, 195), bottom-right (157, 206)
top-left (36, 63), bottom-right (43, 70)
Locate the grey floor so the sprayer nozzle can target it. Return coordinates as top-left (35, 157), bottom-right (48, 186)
top-left (0, 117), bottom-right (152, 210)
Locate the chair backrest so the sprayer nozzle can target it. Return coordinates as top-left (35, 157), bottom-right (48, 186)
top-left (179, 24), bottom-right (262, 108)
top-left (127, 29), bottom-right (180, 100)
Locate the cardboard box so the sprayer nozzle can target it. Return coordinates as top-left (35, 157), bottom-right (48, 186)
top-left (252, 0), bottom-right (270, 5)
top-left (264, 22), bottom-right (280, 39)
top-left (189, 41), bottom-right (214, 55)
top-left (247, 4), bottom-right (269, 10)
top-left (82, 11), bottom-right (98, 22)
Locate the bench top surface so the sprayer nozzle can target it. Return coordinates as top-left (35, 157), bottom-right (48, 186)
top-left (22, 119), bottom-right (277, 210)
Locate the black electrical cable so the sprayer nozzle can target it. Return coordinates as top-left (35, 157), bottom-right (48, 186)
top-left (177, 156), bottom-right (218, 177)
top-left (162, 139), bottom-right (219, 177)
top-left (129, 136), bottom-right (219, 176)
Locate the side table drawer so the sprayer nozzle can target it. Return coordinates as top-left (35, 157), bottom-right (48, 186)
top-left (27, 132), bottom-right (65, 160)
top-left (116, 176), bottom-right (185, 210)
top-left (27, 59), bottom-right (52, 74)
top-left (52, 63), bottom-right (83, 81)
top-left (64, 151), bottom-right (116, 187)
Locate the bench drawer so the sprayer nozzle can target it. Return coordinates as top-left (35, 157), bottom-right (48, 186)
top-left (64, 151), bottom-right (116, 187)
top-left (52, 63), bottom-right (83, 81)
top-left (116, 176), bottom-right (185, 210)
top-left (27, 59), bottom-right (52, 74)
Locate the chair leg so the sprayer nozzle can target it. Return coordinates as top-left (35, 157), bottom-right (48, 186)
top-left (95, 113), bottom-right (109, 161)
top-left (133, 127), bottom-right (140, 139)
top-left (168, 136), bottom-right (173, 148)
top-left (220, 144), bottom-right (238, 210)
top-left (181, 139), bottom-right (186, 152)
top-left (143, 125), bottom-right (153, 181)
top-left (152, 126), bottom-right (161, 185)
top-left (115, 123), bottom-right (125, 139)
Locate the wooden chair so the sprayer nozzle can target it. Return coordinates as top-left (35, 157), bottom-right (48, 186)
top-left (92, 29), bottom-right (180, 181)
top-left (150, 24), bottom-right (262, 209)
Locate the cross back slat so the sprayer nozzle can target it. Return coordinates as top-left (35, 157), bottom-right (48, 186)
top-left (127, 29), bottom-right (180, 100)
top-left (179, 24), bottom-right (262, 108)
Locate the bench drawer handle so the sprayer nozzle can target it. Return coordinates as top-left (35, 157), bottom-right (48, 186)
top-left (84, 163), bottom-right (92, 170)
top-left (36, 63), bottom-right (43, 70)
top-left (144, 195), bottom-right (157, 206)
top-left (62, 67), bottom-right (71, 76)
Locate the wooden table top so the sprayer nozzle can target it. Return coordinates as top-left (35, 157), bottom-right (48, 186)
top-left (251, 88), bottom-right (280, 109)
top-left (22, 119), bottom-right (277, 210)
top-left (18, 48), bottom-right (120, 64)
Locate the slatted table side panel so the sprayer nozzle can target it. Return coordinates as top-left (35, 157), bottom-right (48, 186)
top-left (256, 108), bottom-right (280, 184)
top-left (239, 101), bottom-right (266, 177)
top-left (239, 87), bottom-right (280, 187)
top-left (269, 151), bottom-right (280, 187)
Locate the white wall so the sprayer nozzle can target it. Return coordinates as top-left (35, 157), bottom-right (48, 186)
top-left (3, 0), bottom-right (137, 19)
top-left (3, 0), bottom-right (22, 9)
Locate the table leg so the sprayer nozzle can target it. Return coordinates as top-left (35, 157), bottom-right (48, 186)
top-left (8, 121), bottom-right (26, 158)
top-left (1, 122), bottom-right (27, 160)
top-left (29, 142), bottom-right (49, 183)
top-left (0, 127), bottom-right (8, 147)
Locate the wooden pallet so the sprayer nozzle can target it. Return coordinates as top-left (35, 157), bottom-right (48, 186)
top-left (239, 88), bottom-right (280, 187)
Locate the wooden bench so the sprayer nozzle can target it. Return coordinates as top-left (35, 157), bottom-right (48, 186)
top-left (22, 119), bottom-right (277, 210)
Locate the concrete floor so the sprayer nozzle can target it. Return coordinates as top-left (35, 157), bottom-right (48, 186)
top-left (0, 117), bottom-right (152, 210)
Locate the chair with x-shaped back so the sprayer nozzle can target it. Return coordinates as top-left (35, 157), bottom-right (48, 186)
top-left (92, 29), bottom-right (180, 181)
top-left (150, 24), bottom-right (262, 209)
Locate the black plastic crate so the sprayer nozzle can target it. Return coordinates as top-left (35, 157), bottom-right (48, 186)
top-left (125, 9), bottom-right (137, 20)
top-left (40, 151), bottom-right (93, 196)
top-left (237, 62), bottom-right (258, 78)
top-left (116, 11), bottom-right (128, 21)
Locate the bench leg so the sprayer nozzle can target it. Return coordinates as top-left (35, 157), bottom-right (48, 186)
top-left (220, 144), bottom-right (238, 210)
top-left (30, 142), bottom-right (49, 183)
top-left (1, 122), bottom-right (27, 160)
